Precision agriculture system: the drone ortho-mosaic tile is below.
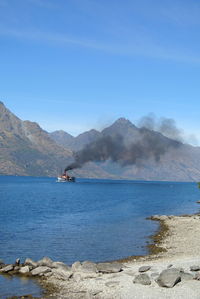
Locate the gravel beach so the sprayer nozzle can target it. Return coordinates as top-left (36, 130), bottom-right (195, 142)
top-left (43, 214), bottom-right (200, 298)
top-left (3, 214), bottom-right (200, 299)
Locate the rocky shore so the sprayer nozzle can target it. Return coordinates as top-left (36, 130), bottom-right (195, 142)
top-left (2, 213), bottom-right (200, 298)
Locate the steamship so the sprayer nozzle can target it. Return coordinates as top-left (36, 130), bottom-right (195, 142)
top-left (57, 170), bottom-right (76, 182)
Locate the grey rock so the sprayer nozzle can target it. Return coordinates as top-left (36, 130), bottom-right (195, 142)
top-left (180, 272), bottom-right (194, 281)
top-left (157, 268), bottom-right (181, 288)
top-left (105, 281), bottom-right (120, 287)
top-left (37, 257), bottom-right (53, 267)
top-left (81, 261), bottom-right (97, 273)
top-left (97, 263), bottom-right (123, 273)
top-left (0, 264), bottom-right (14, 273)
top-left (167, 264), bottom-right (173, 268)
top-left (151, 272), bottom-right (160, 280)
top-left (133, 274), bottom-right (151, 285)
top-left (44, 272), bottom-right (53, 277)
top-left (19, 266), bottom-right (30, 274)
top-left (73, 273), bottom-right (82, 282)
top-left (138, 266), bottom-right (151, 273)
top-left (73, 271), bottom-right (98, 281)
top-left (24, 258), bottom-right (38, 268)
top-left (72, 261), bottom-right (82, 272)
top-left (52, 268), bottom-right (73, 280)
top-left (194, 272), bottom-right (200, 280)
top-left (15, 258), bottom-right (20, 266)
top-left (31, 266), bottom-right (51, 276)
top-left (123, 270), bottom-right (136, 276)
top-left (52, 261), bottom-right (71, 271)
top-left (190, 265), bottom-right (200, 271)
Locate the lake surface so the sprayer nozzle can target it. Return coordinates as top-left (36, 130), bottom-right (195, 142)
top-left (0, 176), bottom-right (200, 297)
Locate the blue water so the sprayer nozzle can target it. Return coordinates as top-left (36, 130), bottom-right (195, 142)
top-left (0, 275), bottom-right (42, 299)
top-left (0, 176), bottom-right (200, 297)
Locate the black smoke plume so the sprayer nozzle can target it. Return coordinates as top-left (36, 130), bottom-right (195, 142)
top-left (138, 114), bottom-right (183, 142)
top-left (65, 118), bottom-right (181, 172)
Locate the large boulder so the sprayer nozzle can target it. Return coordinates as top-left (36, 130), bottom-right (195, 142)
top-left (37, 257), bottom-right (53, 267)
top-left (133, 274), bottom-right (151, 285)
top-left (31, 266), bottom-right (52, 276)
top-left (72, 261), bottom-right (82, 272)
top-left (81, 261), bottom-right (97, 273)
top-left (180, 272), bottom-right (194, 281)
top-left (138, 266), bottom-right (151, 273)
top-left (97, 263), bottom-right (123, 273)
top-left (52, 261), bottom-right (71, 271)
top-left (190, 265), bottom-right (200, 271)
top-left (51, 268), bottom-right (73, 280)
top-left (24, 258), bottom-right (38, 268)
top-left (15, 258), bottom-right (20, 266)
top-left (19, 266), bottom-right (30, 274)
top-left (0, 264), bottom-right (14, 273)
top-left (157, 268), bottom-right (181, 288)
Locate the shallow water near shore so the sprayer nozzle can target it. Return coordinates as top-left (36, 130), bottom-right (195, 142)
top-left (0, 176), bottom-right (200, 297)
top-left (0, 274), bottom-right (42, 299)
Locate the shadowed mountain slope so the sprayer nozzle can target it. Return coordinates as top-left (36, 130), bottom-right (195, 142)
top-left (1, 102), bottom-right (200, 181)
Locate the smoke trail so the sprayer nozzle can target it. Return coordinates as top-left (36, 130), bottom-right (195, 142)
top-left (138, 114), bottom-right (183, 142)
top-left (65, 123), bottom-right (181, 171)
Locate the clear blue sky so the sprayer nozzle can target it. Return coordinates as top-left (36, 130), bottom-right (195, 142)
top-left (0, 0), bottom-right (200, 142)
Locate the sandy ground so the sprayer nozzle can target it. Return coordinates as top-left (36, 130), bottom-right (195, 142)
top-left (46, 214), bottom-right (200, 299)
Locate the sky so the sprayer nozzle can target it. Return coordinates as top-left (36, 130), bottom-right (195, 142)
top-left (0, 0), bottom-right (200, 143)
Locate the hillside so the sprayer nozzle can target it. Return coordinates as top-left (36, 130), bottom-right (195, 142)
top-left (1, 102), bottom-right (200, 181)
top-left (0, 102), bottom-right (73, 176)
top-left (51, 118), bottom-right (200, 182)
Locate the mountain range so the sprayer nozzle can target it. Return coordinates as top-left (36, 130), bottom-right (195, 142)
top-left (1, 101), bottom-right (200, 181)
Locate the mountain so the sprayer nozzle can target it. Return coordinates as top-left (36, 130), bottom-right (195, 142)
top-left (1, 101), bottom-right (200, 181)
top-left (50, 117), bottom-right (200, 182)
top-left (0, 102), bottom-right (73, 176)
top-left (50, 129), bottom-right (101, 151)
top-left (49, 130), bottom-right (74, 149)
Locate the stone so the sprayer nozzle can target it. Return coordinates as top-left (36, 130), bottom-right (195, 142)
top-left (190, 265), bottom-right (200, 271)
top-left (105, 281), bottom-right (120, 287)
top-left (24, 258), bottom-right (38, 268)
top-left (194, 272), bottom-right (200, 280)
top-left (151, 272), bottom-right (159, 279)
top-left (73, 271), bottom-right (98, 281)
top-left (138, 266), bottom-right (151, 273)
top-left (72, 261), bottom-right (82, 272)
top-left (31, 266), bottom-right (51, 276)
top-left (19, 265), bottom-right (30, 274)
top-left (37, 257), bottom-right (53, 267)
top-left (133, 274), bottom-right (151, 285)
top-left (180, 272), bottom-right (194, 281)
top-left (15, 258), bottom-right (20, 266)
top-left (51, 268), bottom-right (73, 280)
top-left (0, 264), bottom-right (14, 273)
top-left (167, 264), bottom-right (173, 268)
top-left (52, 261), bottom-right (71, 271)
top-left (81, 261), bottom-right (97, 273)
top-left (73, 273), bottom-right (82, 282)
top-left (157, 268), bottom-right (181, 288)
top-left (97, 263), bottom-right (123, 273)
top-left (44, 272), bottom-right (53, 277)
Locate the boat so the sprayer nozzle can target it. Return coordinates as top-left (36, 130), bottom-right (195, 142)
top-left (57, 170), bottom-right (76, 182)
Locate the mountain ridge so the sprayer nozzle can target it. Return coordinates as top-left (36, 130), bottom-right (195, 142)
top-left (1, 102), bottom-right (200, 181)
